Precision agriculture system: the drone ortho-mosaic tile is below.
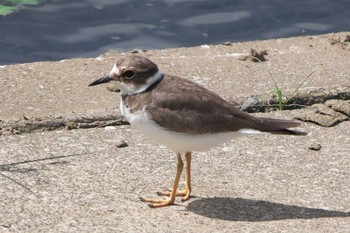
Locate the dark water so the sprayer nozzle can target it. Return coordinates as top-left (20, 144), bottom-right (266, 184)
top-left (0, 0), bottom-right (349, 65)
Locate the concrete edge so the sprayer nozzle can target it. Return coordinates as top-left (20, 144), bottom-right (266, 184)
top-left (1, 85), bottom-right (349, 136)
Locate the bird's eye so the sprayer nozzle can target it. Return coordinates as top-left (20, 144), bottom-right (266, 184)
top-left (123, 70), bottom-right (135, 79)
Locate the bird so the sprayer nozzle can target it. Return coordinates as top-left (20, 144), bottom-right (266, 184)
top-left (89, 55), bottom-right (306, 208)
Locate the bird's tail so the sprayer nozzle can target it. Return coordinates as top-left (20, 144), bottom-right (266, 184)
top-left (255, 118), bottom-right (307, 135)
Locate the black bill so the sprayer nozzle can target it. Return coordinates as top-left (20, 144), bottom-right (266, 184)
top-left (88, 76), bottom-right (113, 86)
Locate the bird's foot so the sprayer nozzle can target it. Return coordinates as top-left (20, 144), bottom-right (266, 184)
top-left (139, 196), bottom-right (176, 208)
top-left (157, 188), bottom-right (191, 202)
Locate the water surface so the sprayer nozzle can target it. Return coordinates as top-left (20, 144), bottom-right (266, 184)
top-left (0, 0), bottom-right (349, 64)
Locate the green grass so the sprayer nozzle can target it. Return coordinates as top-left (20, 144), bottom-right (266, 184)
top-left (0, 0), bottom-right (39, 16)
top-left (0, 5), bottom-right (16, 16)
top-left (269, 71), bottom-right (313, 110)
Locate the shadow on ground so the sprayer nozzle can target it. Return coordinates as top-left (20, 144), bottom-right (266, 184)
top-left (0, 152), bottom-right (86, 197)
top-left (187, 197), bottom-right (350, 222)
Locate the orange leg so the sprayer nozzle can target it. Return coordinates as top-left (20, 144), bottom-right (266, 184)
top-left (157, 152), bottom-right (192, 202)
top-left (140, 153), bottom-right (184, 208)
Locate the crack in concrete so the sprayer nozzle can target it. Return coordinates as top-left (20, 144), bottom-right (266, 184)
top-left (0, 110), bottom-right (129, 136)
top-left (0, 86), bottom-right (349, 136)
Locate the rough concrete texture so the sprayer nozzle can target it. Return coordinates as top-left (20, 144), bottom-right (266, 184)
top-left (1, 32), bottom-right (349, 121)
top-left (0, 32), bottom-right (350, 232)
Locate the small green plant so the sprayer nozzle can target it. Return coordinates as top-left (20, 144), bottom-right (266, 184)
top-left (0, 0), bottom-right (39, 16)
top-left (269, 71), bottom-right (313, 110)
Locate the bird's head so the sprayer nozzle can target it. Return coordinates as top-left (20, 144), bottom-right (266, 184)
top-left (89, 55), bottom-right (163, 95)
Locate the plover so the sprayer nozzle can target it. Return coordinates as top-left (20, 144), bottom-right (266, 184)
top-left (89, 55), bottom-right (306, 208)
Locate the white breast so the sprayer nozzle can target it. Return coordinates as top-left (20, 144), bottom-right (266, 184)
top-left (120, 100), bottom-right (251, 153)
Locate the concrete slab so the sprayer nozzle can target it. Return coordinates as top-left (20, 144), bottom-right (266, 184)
top-left (0, 32), bottom-right (349, 121)
top-left (0, 111), bottom-right (349, 232)
top-left (0, 32), bottom-right (350, 232)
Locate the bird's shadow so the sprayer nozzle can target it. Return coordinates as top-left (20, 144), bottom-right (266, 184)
top-left (187, 197), bottom-right (350, 222)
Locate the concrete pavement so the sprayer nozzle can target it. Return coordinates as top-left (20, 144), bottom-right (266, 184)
top-left (0, 32), bottom-right (350, 232)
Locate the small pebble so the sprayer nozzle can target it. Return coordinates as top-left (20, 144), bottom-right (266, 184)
top-left (308, 143), bottom-right (322, 151)
top-left (131, 49), bottom-right (147, 53)
top-left (107, 86), bottom-right (120, 92)
top-left (2, 223), bottom-right (11, 228)
top-left (104, 126), bottom-right (116, 131)
top-left (116, 140), bottom-right (128, 148)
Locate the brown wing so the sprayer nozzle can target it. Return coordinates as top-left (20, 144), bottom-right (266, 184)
top-left (145, 74), bottom-right (260, 134)
top-left (124, 74), bottom-right (305, 135)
